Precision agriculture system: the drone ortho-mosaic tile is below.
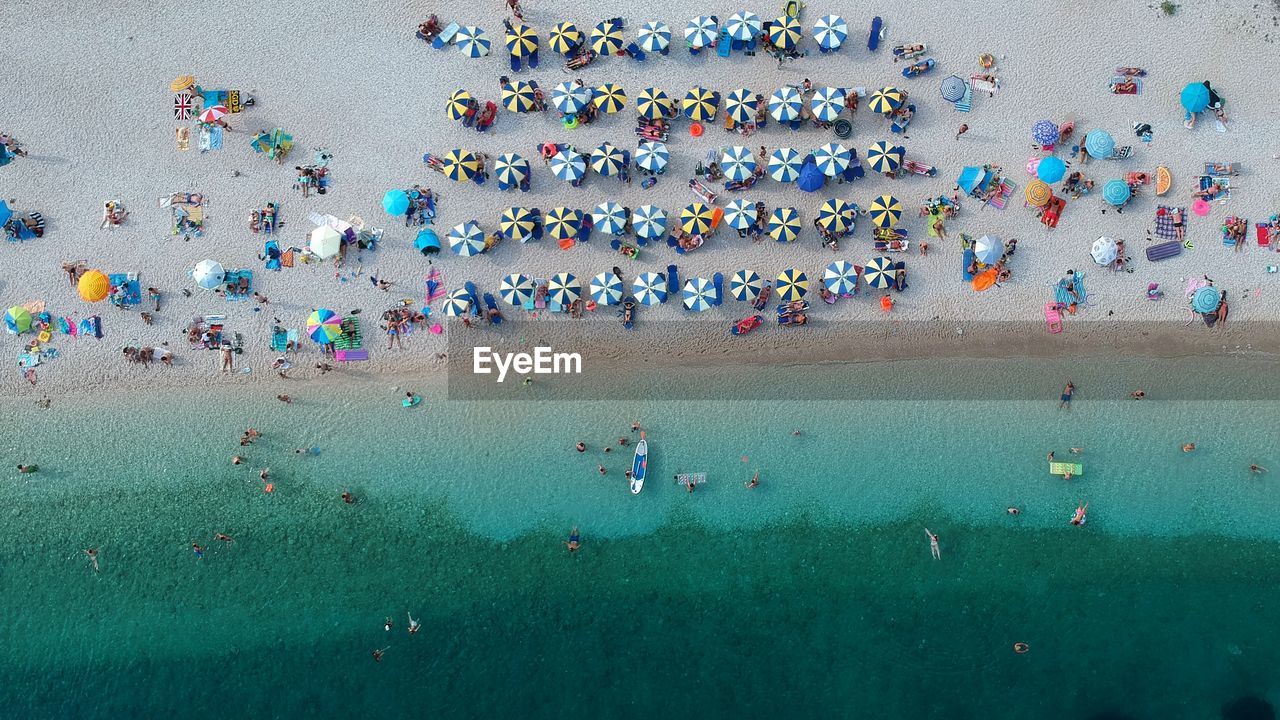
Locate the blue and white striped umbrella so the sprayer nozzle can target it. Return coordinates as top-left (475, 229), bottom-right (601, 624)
top-left (591, 143), bottom-right (626, 177)
top-left (443, 289), bottom-right (472, 316)
top-left (551, 81), bottom-right (590, 115)
top-left (813, 15), bottom-right (848, 50)
top-left (1085, 129), bottom-right (1116, 159)
top-left (500, 274), bottom-right (534, 305)
top-left (939, 75), bottom-right (967, 102)
top-left (730, 269), bottom-right (763, 301)
top-left (447, 221), bottom-right (486, 256)
top-left (682, 277), bottom-right (717, 312)
top-left (638, 21), bottom-right (672, 52)
top-left (726, 11), bottom-right (762, 41)
top-left (550, 149), bottom-right (587, 182)
top-left (548, 273), bottom-right (581, 305)
top-left (590, 272), bottom-right (624, 305)
top-left (685, 16), bottom-right (718, 48)
top-left (723, 198), bottom-right (756, 230)
top-left (768, 147), bottom-right (803, 182)
top-left (632, 272), bottom-right (667, 305)
top-left (721, 145), bottom-right (757, 183)
top-left (824, 261), bottom-right (859, 294)
top-left (810, 86), bottom-right (846, 122)
top-left (813, 142), bottom-right (852, 177)
top-left (456, 26), bottom-right (491, 57)
top-left (592, 201), bottom-right (628, 235)
top-left (494, 153), bottom-right (529, 188)
top-left (769, 86), bottom-right (804, 122)
top-left (632, 205), bottom-right (668, 240)
top-left (635, 141), bottom-right (669, 174)
top-left (864, 256), bottom-right (895, 290)
top-left (725, 88), bottom-right (757, 124)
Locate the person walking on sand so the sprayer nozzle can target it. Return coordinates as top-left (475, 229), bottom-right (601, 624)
top-left (506, 0), bottom-right (523, 20)
top-left (955, 123), bottom-right (969, 140)
top-left (925, 528), bottom-right (941, 560)
top-left (1059, 381), bottom-right (1074, 409)
top-left (85, 548), bottom-right (100, 572)
top-left (220, 343), bottom-right (234, 372)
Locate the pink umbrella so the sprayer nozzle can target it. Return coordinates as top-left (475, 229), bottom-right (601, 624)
top-left (198, 105), bottom-right (229, 123)
top-left (1192, 198), bottom-right (1211, 217)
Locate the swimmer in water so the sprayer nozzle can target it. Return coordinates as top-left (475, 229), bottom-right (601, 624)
top-left (372, 647), bottom-right (387, 662)
top-left (342, 490), bottom-right (355, 504)
top-left (745, 470), bottom-right (760, 489)
top-left (791, 430), bottom-right (802, 436)
top-left (564, 527), bottom-right (581, 552)
top-left (1250, 464), bottom-right (1268, 475)
top-left (1071, 502), bottom-right (1088, 526)
top-left (1063, 470), bottom-right (1073, 481)
top-left (1130, 390), bottom-right (1145, 400)
top-left (1013, 642), bottom-right (1030, 654)
top-left (631, 422), bottom-right (641, 432)
top-left (215, 533), bottom-right (233, 543)
top-left (17, 464), bottom-right (37, 474)
top-left (259, 468), bottom-right (270, 482)
top-left (384, 617), bottom-right (393, 632)
top-left (408, 612), bottom-right (421, 635)
top-left (597, 464), bottom-right (607, 476)
top-left (617, 436), bottom-right (629, 447)
top-left (1047, 451), bottom-right (1055, 462)
top-left (1070, 447), bottom-right (1083, 454)
top-left (232, 455), bottom-right (244, 465)
top-left (1182, 443), bottom-right (1196, 453)
top-left (192, 542), bottom-right (204, 559)
top-left (1006, 507), bottom-right (1020, 515)
top-left (925, 528), bottom-right (941, 560)
top-left (85, 548), bottom-right (99, 572)
top-left (575, 442), bottom-right (586, 453)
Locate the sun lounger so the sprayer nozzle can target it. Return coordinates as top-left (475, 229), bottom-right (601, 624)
top-left (1108, 146), bottom-right (1132, 160)
top-left (1146, 241), bottom-right (1182, 262)
top-left (1044, 303), bottom-right (1063, 333)
top-left (717, 29), bottom-right (732, 58)
top-left (962, 248), bottom-right (975, 281)
top-left (335, 349), bottom-right (368, 361)
top-left (433, 22), bottom-right (460, 49)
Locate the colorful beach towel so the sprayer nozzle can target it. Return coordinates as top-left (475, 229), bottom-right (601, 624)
top-left (425, 268), bottom-right (447, 303)
top-left (334, 317), bottom-right (362, 350)
top-left (108, 273), bottom-right (142, 306)
top-left (954, 85), bottom-right (972, 113)
top-left (987, 180), bottom-right (1015, 210)
top-left (1153, 206), bottom-right (1184, 240)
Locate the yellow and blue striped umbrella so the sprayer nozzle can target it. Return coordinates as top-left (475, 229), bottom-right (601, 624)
top-left (499, 207), bottom-right (537, 241)
top-left (501, 81), bottom-right (538, 113)
top-left (730, 269), bottom-right (763, 301)
top-left (768, 207), bottom-right (801, 242)
top-left (725, 88), bottom-right (756, 124)
top-left (549, 22), bottom-right (581, 55)
top-left (591, 142), bottom-right (626, 177)
top-left (864, 256), bottom-right (895, 290)
top-left (591, 19), bottom-right (624, 55)
top-left (446, 89), bottom-right (473, 120)
top-left (500, 274), bottom-right (535, 305)
top-left (548, 272), bottom-right (581, 305)
top-left (869, 195), bottom-right (903, 229)
top-left (680, 202), bottom-right (716, 236)
top-left (776, 268), bottom-right (809, 301)
top-left (635, 87), bottom-right (672, 120)
top-left (769, 15), bottom-right (802, 50)
top-left (443, 149), bottom-right (481, 182)
top-left (545, 207), bottom-right (583, 240)
top-left (593, 83), bottom-right (628, 114)
top-left (505, 23), bottom-right (539, 57)
top-left (868, 86), bottom-right (906, 114)
top-left (816, 199), bottom-right (854, 234)
top-left (682, 86), bottom-right (719, 121)
top-left (866, 141), bottom-right (903, 174)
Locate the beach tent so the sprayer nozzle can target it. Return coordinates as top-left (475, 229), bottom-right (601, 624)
top-left (1181, 82), bottom-right (1210, 113)
top-left (811, 87), bottom-right (846, 122)
top-left (0, 200), bottom-right (11, 227)
top-left (635, 141), bottom-right (668, 174)
top-left (632, 272), bottom-right (667, 305)
top-left (864, 257), bottom-right (895, 290)
top-left (813, 15), bottom-right (848, 51)
top-left (723, 199), bottom-right (755, 231)
top-left (591, 143), bottom-right (626, 177)
top-left (446, 89), bottom-right (473, 120)
top-left (816, 199), bottom-right (853, 234)
top-left (5, 306), bottom-right (32, 334)
top-left (1091, 237), bottom-right (1118, 266)
top-left (1103, 179), bottom-right (1131, 206)
top-left (632, 205), bottom-right (667, 241)
top-left (592, 83), bottom-right (628, 114)
top-left (721, 146), bottom-right (757, 183)
top-left (1036, 156), bottom-right (1066, 184)
top-left (591, 19), bottom-right (624, 54)
top-left (726, 12), bottom-right (762, 42)
top-left (552, 82), bottom-right (591, 115)
top-left (307, 308), bottom-right (343, 343)
top-left (443, 289), bottom-right (472, 317)
top-left (637, 21), bottom-right (671, 53)
top-left (415, 228), bottom-right (441, 254)
top-left (1084, 129), bottom-right (1115, 159)
top-left (78, 270), bottom-right (110, 302)
top-left (973, 235), bottom-right (1003, 265)
top-left (591, 202), bottom-right (628, 235)
top-left (383, 189), bottom-right (410, 216)
top-left (866, 141), bottom-right (903, 174)
top-left (725, 88), bottom-right (757, 124)
top-left (869, 195), bottom-right (903, 229)
top-left (813, 142), bottom-right (852, 177)
top-left (500, 274), bottom-right (534, 305)
top-left (776, 268), bottom-right (809, 301)
top-left (685, 16), bottom-right (718, 49)
top-left (635, 87), bottom-right (672, 120)
top-left (548, 273), bottom-right (581, 305)
top-left (957, 166), bottom-right (994, 194)
top-left (769, 86), bottom-right (803, 123)
top-left (495, 153), bottom-right (530, 190)
top-left (549, 22), bottom-right (582, 55)
top-left (447, 221), bottom-right (486, 256)
top-left (193, 259), bottom-right (226, 289)
top-left (730, 270), bottom-right (763, 301)
top-left (768, 148), bottom-right (803, 182)
top-left (308, 226), bottom-right (342, 260)
top-left (824, 261), bottom-right (859, 295)
top-left (1031, 120), bottom-right (1059, 147)
top-left (682, 277), bottom-right (717, 312)
top-left (590, 272), bottom-right (624, 305)
top-left (768, 207), bottom-right (801, 243)
top-left (499, 207), bottom-right (538, 242)
top-left (796, 157), bottom-right (824, 192)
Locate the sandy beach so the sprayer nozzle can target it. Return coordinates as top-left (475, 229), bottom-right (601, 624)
top-left (4, 0), bottom-right (1280, 396)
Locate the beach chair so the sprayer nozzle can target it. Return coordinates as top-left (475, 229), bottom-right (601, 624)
top-left (1044, 303), bottom-right (1063, 334)
top-left (1258, 223), bottom-right (1272, 249)
top-left (717, 29), bottom-right (732, 58)
top-left (433, 22), bottom-right (460, 49)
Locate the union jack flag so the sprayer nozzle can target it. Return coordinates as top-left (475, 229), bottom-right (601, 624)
top-left (173, 93), bottom-right (194, 121)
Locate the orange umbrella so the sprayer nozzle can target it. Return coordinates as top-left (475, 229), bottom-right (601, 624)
top-left (78, 270), bottom-right (110, 302)
top-left (972, 268), bottom-right (998, 292)
top-left (1024, 179), bottom-right (1052, 208)
top-left (170, 75), bottom-right (195, 92)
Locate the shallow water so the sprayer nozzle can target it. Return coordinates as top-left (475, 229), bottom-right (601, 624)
top-left (3, 357), bottom-right (1280, 718)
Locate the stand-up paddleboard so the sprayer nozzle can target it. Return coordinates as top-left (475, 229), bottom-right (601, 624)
top-left (631, 431), bottom-right (648, 495)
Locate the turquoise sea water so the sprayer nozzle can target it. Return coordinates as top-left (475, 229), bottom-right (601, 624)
top-left (4, 357), bottom-right (1280, 718)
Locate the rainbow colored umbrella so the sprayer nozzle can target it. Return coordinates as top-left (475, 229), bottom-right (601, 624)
top-left (776, 268), bottom-right (809, 301)
top-left (307, 308), bottom-right (343, 343)
top-left (869, 195), bottom-right (903, 229)
top-left (768, 207), bottom-right (801, 243)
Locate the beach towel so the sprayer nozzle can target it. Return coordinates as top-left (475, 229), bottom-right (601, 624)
top-left (1258, 223), bottom-right (1272, 249)
top-left (1153, 206), bottom-right (1182, 240)
top-left (198, 125), bottom-right (212, 153)
top-left (334, 317), bottom-right (362, 350)
top-left (271, 327), bottom-right (289, 352)
top-left (264, 240), bottom-right (281, 270)
top-left (335, 349), bottom-right (369, 362)
top-left (108, 273), bottom-right (142, 306)
top-left (987, 180), bottom-right (1015, 210)
top-left (425, 268), bottom-right (447, 303)
top-left (208, 125), bottom-right (224, 150)
top-left (1109, 77), bottom-right (1141, 94)
top-left (225, 270), bottom-right (253, 300)
top-left (175, 127), bottom-right (190, 151)
top-left (1044, 303), bottom-right (1063, 333)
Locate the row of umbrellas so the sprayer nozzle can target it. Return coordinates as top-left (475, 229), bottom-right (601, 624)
top-left (1031, 120), bottom-right (1117, 159)
top-left (510, 82), bottom-right (904, 120)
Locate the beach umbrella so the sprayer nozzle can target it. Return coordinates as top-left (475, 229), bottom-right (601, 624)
top-left (768, 207), bottom-right (801, 243)
top-left (769, 86), bottom-right (803, 122)
top-left (768, 147), bottom-right (803, 182)
top-left (866, 141), bottom-right (904, 174)
top-left (685, 16), bottom-right (718, 49)
top-left (591, 143), bottom-right (626, 177)
top-left (730, 269), bottom-right (763, 301)
top-left (193, 259), bottom-right (226, 289)
top-left (776, 268), bottom-right (809, 301)
top-left (308, 226), bottom-right (341, 259)
top-left (593, 83), bottom-right (628, 114)
top-left (682, 87), bottom-right (719, 121)
top-left (500, 274), bottom-right (535, 305)
top-left (632, 205), bottom-right (668, 240)
top-left (415, 228), bottom-right (441, 254)
top-left (682, 277), bottom-right (717, 312)
top-left (505, 22), bottom-right (539, 57)
top-left (638, 21), bottom-right (672, 53)
top-left (813, 142), bottom-right (852, 177)
top-left (591, 19), bottom-right (624, 55)
top-left (494, 153), bottom-right (529, 188)
top-left (724, 199), bottom-right (756, 231)
top-left (550, 149), bottom-right (587, 182)
top-left (592, 201), bottom-right (628, 235)
top-left (635, 141), bottom-right (669, 174)
top-left (868, 87), bottom-right (905, 114)
top-left (721, 145), bottom-right (758, 183)
top-left (500, 81), bottom-right (538, 113)
top-left (632, 272), bottom-right (667, 305)
top-left (197, 104), bottom-right (228, 124)
top-left (446, 89), bottom-right (473, 120)
top-left (813, 15), bottom-right (848, 50)
top-left (681, 203), bottom-right (716, 236)
top-left (864, 256), bottom-right (895, 289)
top-left (77, 270), bottom-right (111, 302)
top-left (0, 200), bottom-right (10, 227)
top-left (1085, 129), bottom-right (1116, 159)
top-left (869, 195), bottom-right (903, 229)
top-left (726, 11), bottom-right (762, 41)
top-left (548, 273), bottom-right (581, 305)
top-left (824, 261), bottom-right (859, 294)
top-left (442, 149), bottom-right (481, 182)
top-left (1181, 82), bottom-right (1210, 113)
top-left (307, 309), bottom-right (343, 343)
top-left (1091, 237), bottom-right (1118, 266)
top-left (4, 306), bottom-right (31, 334)
top-left (545, 207), bottom-right (583, 241)
top-left (1037, 156), bottom-right (1067, 183)
top-left (170, 75), bottom-right (195, 92)
top-left (635, 87), bottom-right (672, 120)
top-left (590, 272), bottom-right (624, 306)
top-left (769, 15), bottom-right (802, 50)
top-left (725, 88), bottom-right (757, 124)
top-left (456, 26), bottom-right (491, 57)
top-left (1192, 286), bottom-right (1222, 314)
top-left (816, 199), bottom-right (854, 234)
top-left (382, 189), bottom-right (410, 216)
top-left (447, 221), bottom-right (486, 256)
top-left (549, 22), bottom-right (582, 55)
top-left (1025, 179), bottom-right (1052, 207)
top-left (1103, 179), bottom-right (1131, 206)
top-left (551, 81), bottom-right (590, 115)
top-left (1031, 119), bottom-right (1060, 146)
top-left (795, 157), bottom-right (824, 192)
top-left (811, 86), bottom-right (846, 122)
top-left (499, 206), bottom-right (537, 241)
top-left (939, 75), bottom-right (967, 102)
top-left (974, 235), bottom-right (1003, 265)
top-left (443, 289), bottom-right (472, 317)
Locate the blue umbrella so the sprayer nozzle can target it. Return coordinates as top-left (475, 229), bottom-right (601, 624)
top-left (823, 261), bottom-right (859, 294)
top-left (638, 21), bottom-right (672, 53)
top-left (447, 221), bottom-right (486, 256)
top-left (1103, 179), bottom-right (1131, 206)
top-left (1085, 129), bottom-right (1115, 159)
top-left (500, 274), bottom-right (534, 305)
top-left (730, 270), bottom-right (762, 301)
top-left (632, 272), bottom-right (667, 305)
top-left (769, 86), bottom-right (803, 122)
top-left (591, 143), bottom-right (626, 177)
top-left (866, 141), bottom-right (903, 174)
top-left (939, 75), bottom-right (967, 102)
top-left (813, 15), bottom-right (848, 50)
top-left (494, 153), bottom-right (529, 189)
top-left (768, 147), bottom-right (803, 182)
top-left (1037, 156), bottom-right (1067, 184)
top-left (1181, 82), bottom-right (1209, 113)
top-left (443, 289), bottom-right (472, 317)
top-left (726, 11), bottom-right (761, 41)
top-left (685, 16), bottom-right (718, 49)
top-left (635, 141), bottom-right (668, 174)
top-left (455, 26), bottom-right (491, 57)
top-left (550, 149), bottom-right (587, 182)
top-left (810, 86), bottom-right (846, 122)
top-left (813, 142), bottom-right (852, 177)
top-left (682, 277), bottom-right (717, 312)
top-left (414, 228), bottom-right (441, 254)
top-left (382, 189), bottom-right (410, 215)
top-left (552, 82), bottom-right (590, 115)
top-left (1031, 120), bottom-right (1059, 146)
top-left (1192, 286), bottom-right (1222, 314)
top-left (548, 273), bottom-right (581, 305)
top-left (632, 205), bottom-right (667, 241)
top-left (796, 157), bottom-right (825, 192)
top-left (723, 199), bottom-right (755, 231)
top-left (721, 145), bottom-right (757, 182)
top-left (590, 272), bottom-right (624, 305)
top-left (725, 88), bottom-right (757, 124)
top-left (591, 202), bottom-right (628, 235)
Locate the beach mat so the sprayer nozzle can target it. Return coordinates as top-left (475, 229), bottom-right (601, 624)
top-left (1146, 241), bottom-right (1182, 262)
top-left (334, 317), bottom-right (362, 350)
top-left (1153, 206), bottom-right (1182, 240)
top-left (335, 348), bottom-right (368, 362)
